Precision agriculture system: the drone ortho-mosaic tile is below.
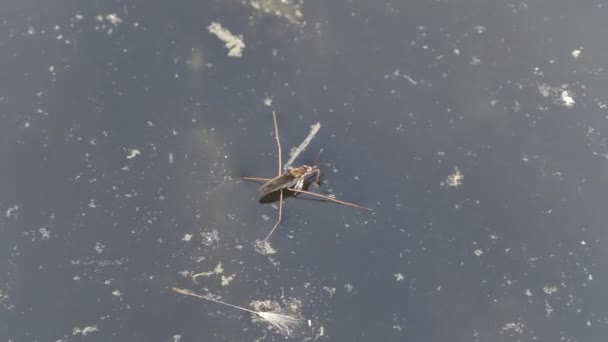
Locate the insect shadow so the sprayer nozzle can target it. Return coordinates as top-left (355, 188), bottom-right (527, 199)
top-left (257, 180), bottom-right (322, 204)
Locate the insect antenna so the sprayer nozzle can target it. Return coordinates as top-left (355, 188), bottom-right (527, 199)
top-left (313, 148), bottom-right (324, 165)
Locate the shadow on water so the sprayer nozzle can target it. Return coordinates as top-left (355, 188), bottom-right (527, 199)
top-left (257, 182), bottom-right (328, 205)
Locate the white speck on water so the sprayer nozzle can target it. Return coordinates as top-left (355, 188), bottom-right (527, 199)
top-left (525, 289), bottom-right (532, 297)
top-left (537, 82), bottom-right (576, 108)
top-left (39, 227), bottom-right (51, 240)
top-left (394, 273), bottom-right (405, 281)
top-left (182, 234), bottom-right (193, 242)
top-left (221, 274), bottom-right (236, 286)
top-left (264, 97), bottom-right (273, 106)
top-left (513, 99), bottom-right (521, 112)
top-left (561, 90), bottom-right (575, 107)
top-left (322, 287), bottom-right (336, 297)
top-left (403, 73), bottom-right (417, 85)
top-left (571, 48), bottom-right (582, 59)
top-left (105, 14), bottom-right (123, 26)
top-left (247, 0), bottom-right (305, 26)
top-left (580, 240), bottom-right (586, 245)
top-left (474, 249), bottom-right (483, 256)
top-left (213, 262), bottom-right (224, 274)
top-left (200, 229), bottom-right (220, 246)
top-left (94, 242), bottom-right (105, 254)
top-left (501, 322), bottom-right (523, 334)
top-left (73, 325), bottom-right (98, 336)
top-left (112, 289), bottom-right (123, 297)
top-left (207, 22), bottom-right (245, 58)
top-left (168, 153), bottom-right (174, 164)
top-left (537, 82), bottom-right (551, 97)
top-left (445, 167), bottom-right (463, 187)
top-left (344, 283), bottom-right (354, 292)
top-left (543, 285), bottom-right (558, 295)
top-left (545, 300), bottom-right (553, 318)
top-left (126, 148), bottom-right (140, 159)
top-left (6, 205), bottom-right (19, 218)
top-left (254, 239), bottom-right (276, 255)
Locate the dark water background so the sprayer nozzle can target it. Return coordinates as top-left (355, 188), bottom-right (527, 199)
top-left (2, 0), bottom-right (608, 341)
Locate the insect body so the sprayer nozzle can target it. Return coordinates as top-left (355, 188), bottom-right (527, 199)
top-left (259, 165), bottom-right (320, 194)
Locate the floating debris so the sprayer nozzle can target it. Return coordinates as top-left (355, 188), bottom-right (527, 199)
top-left (284, 122), bottom-right (321, 170)
top-left (207, 22), bottom-right (245, 58)
top-left (445, 167), bottom-right (463, 187)
top-left (173, 287), bottom-right (302, 335)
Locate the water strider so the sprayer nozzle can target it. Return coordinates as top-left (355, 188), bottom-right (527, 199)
top-left (227, 111), bottom-right (372, 241)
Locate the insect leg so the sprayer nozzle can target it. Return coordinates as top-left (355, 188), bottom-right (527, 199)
top-left (272, 111), bottom-right (282, 175)
top-left (288, 188), bottom-right (372, 211)
top-left (264, 188), bottom-right (284, 241)
top-left (312, 168), bottom-right (321, 185)
top-left (240, 176), bottom-right (273, 182)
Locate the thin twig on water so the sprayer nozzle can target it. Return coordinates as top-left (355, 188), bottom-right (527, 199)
top-left (284, 121), bottom-right (321, 170)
